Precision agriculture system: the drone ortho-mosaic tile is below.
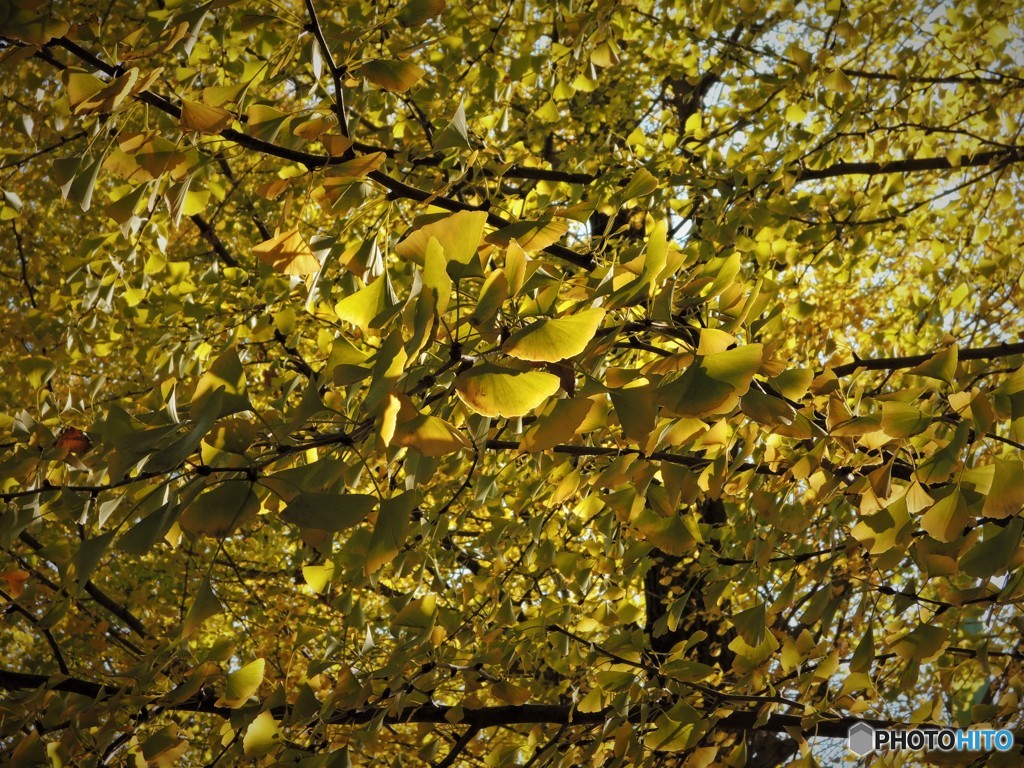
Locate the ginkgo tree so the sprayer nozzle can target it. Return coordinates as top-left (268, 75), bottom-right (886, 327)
top-left (2, 0), bottom-right (1024, 765)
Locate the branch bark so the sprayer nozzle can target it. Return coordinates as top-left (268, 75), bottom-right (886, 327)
top-left (0, 667), bottom-right (956, 743)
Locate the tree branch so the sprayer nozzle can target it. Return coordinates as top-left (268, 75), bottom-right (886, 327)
top-left (302, 0), bottom-right (350, 138)
top-left (2, 666), bottom-right (996, 743)
top-left (40, 38), bottom-right (594, 271)
top-left (795, 146), bottom-right (1023, 182)
top-left (830, 340), bottom-right (1024, 377)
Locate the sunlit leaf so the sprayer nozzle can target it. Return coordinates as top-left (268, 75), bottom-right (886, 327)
top-left (252, 228), bottom-right (321, 277)
top-left (179, 99), bottom-right (233, 133)
top-left (361, 59), bottom-right (425, 92)
top-left (216, 658), bottom-right (265, 708)
top-left (455, 364), bottom-right (561, 417)
top-left (504, 308), bottom-right (604, 362)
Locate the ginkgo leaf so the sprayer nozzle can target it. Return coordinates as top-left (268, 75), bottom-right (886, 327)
top-left (455, 364), bottom-right (561, 417)
top-left (960, 518), bottom-right (1023, 579)
top-left (216, 658), bottom-right (265, 708)
top-left (421, 236), bottom-right (452, 314)
top-left (252, 228), bottom-right (320, 277)
top-left (520, 397), bottom-right (592, 451)
top-left (397, 0), bottom-right (445, 27)
top-left (334, 273), bottom-right (397, 333)
top-left (621, 168), bottom-right (658, 201)
top-left (503, 308), bottom-right (604, 362)
top-left (392, 413), bottom-right (471, 456)
top-left (323, 151), bottom-right (386, 180)
top-left (881, 401), bottom-right (930, 437)
top-left (731, 602), bottom-right (767, 646)
top-left (365, 492), bottom-right (416, 575)
top-left (393, 594), bottom-right (437, 628)
top-left (179, 99), bottom-right (233, 133)
top-left (486, 218), bottom-right (568, 252)
top-left (980, 458), bottom-right (1024, 519)
top-left (292, 112), bottom-right (338, 140)
top-left (281, 492), bottom-right (377, 532)
top-left (891, 625), bottom-right (948, 663)
top-left (395, 210), bottom-right (488, 268)
top-left (468, 268), bottom-right (508, 327)
top-left (140, 726), bottom-right (188, 768)
top-left (362, 59), bottom-right (425, 92)
top-left (243, 711), bottom-right (280, 758)
top-left (192, 347), bottom-right (251, 417)
top-left (179, 482), bottom-right (259, 537)
top-left (907, 345), bottom-right (957, 383)
top-left (920, 489), bottom-right (968, 543)
top-left (433, 99), bottom-right (470, 150)
top-left (656, 345), bottom-right (763, 417)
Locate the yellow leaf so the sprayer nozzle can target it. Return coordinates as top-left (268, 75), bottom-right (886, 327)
top-left (179, 99), bottom-right (233, 133)
top-left (393, 413), bottom-right (471, 456)
top-left (393, 594), bottom-right (437, 628)
top-left (252, 228), bottom-right (320, 277)
top-left (503, 308), bottom-right (605, 362)
top-left (785, 103), bottom-right (807, 123)
top-left (396, 210), bottom-right (488, 268)
top-left (455, 364), bottom-right (561, 418)
top-left (242, 711), bottom-right (280, 758)
top-left (362, 59), bottom-right (425, 92)
top-left (216, 658), bottom-right (265, 708)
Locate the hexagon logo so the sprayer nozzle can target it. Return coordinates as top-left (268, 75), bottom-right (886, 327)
top-left (848, 723), bottom-right (875, 756)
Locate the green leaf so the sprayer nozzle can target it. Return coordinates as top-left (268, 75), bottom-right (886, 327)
top-left (281, 492), bottom-right (377, 532)
top-left (892, 625), bottom-right (949, 662)
top-left (503, 308), bottom-right (604, 362)
top-left (334, 272), bottom-right (398, 333)
top-left (907, 346), bottom-right (958, 383)
top-left (655, 345), bottom-right (763, 417)
top-left (960, 518), bottom-right (1023, 579)
top-left (455, 364), bottom-right (561, 417)
top-left (216, 658), bottom-right (265, 708)
top-left (179, 481), bottom-right (259, 537)
top-left (365, 492), bottom-right (416, 575)
top-left (980, 458), bottom-right (1024, 519)
top-left (192, 348), bottom-right (251, 418)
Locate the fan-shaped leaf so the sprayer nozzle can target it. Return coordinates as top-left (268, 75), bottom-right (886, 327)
top-left (455, 364), bottom-right (561, 417)
top-left (504, 308), bottom-right (604, 362)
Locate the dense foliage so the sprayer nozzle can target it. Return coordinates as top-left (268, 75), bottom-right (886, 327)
top-left (2, 0), bottom-right (1024, 765)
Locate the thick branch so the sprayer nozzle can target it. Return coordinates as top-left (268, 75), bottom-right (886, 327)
top-left (190, 214), bottom-right (239, 267)
top-left (831, 340), bottom-right (1024, 377)
top-left (0, 667), bottom-right (943, 742)
top-left (795, 146), bottom-right (1023, 182)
